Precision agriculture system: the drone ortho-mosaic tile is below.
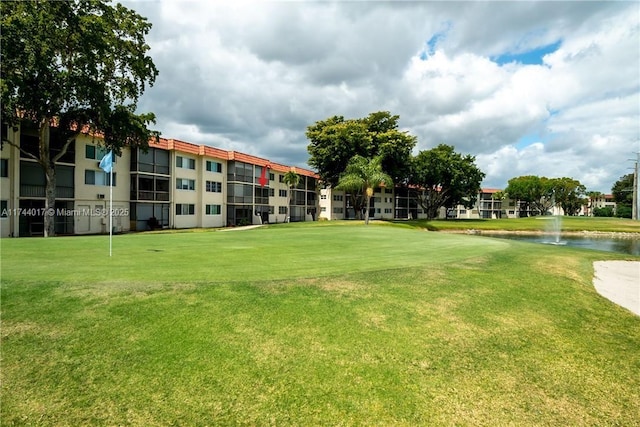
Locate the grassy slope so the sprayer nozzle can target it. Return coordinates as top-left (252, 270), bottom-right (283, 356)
top-left (1, 223), bottom-right (639, 426)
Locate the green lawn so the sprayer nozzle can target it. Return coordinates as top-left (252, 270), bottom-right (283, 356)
top-left (2, 223), bottom-right (639, 426)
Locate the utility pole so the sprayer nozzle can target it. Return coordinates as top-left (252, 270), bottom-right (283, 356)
top-left (634, 152), bottom-right (639, 221)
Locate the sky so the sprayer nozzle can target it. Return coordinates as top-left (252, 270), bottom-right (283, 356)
top-left (126, 0), bottom-right (640, 193)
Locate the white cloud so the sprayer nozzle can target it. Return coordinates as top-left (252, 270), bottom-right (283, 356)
top-left (125, 0), bottom-right (639, 193)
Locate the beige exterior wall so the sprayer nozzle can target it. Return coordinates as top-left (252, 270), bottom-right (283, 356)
top-left (74, 135), bottom-right (131, 234)
top-left (318, 188), bottom-right (345, 220)
top-left (373, 189), bottom-right (395, 220)
top-left (318, 188), bottom-right (396, 221)
top-left (0, 131), bottom-right (20, 237)
top-left (172, 152), bottom-right (199, 229)
top-left (199, 156), bottom-right (226, 228)
top-left (272, 173), bottom-right (290, 224)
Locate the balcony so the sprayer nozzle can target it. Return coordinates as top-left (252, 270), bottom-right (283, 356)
top-left (131, 191), bottom-right (170, 201)
top-left (20, 185), bottom-right (74, 199)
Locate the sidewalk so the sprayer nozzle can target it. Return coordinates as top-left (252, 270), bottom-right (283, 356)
top-left (218, 224), bottom-right (265, 232)
top-left (593, 261), bottom-right (640, 316)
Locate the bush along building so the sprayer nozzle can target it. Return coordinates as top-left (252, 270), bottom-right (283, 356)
top-left (0, 124), bottom-right (318, 237)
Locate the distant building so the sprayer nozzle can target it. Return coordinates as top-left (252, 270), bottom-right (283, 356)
top-left (584, 194), bottom-right (617, 216)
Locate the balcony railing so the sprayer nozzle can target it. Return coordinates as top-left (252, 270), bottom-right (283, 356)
top-left (131, 191), bottom-right (170, 201)
top-left (20, 185), bottom-right (74, 198)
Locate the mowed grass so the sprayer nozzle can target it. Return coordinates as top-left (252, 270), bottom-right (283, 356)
top-left (1, 223), bottom-right (639, 426)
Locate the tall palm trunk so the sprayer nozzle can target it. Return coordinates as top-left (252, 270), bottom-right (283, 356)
top-left (289, 186), bottom-right (293, 222)
top-left (364, 187), bottom-right (374, 225)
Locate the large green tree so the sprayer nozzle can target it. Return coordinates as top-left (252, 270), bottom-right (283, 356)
top-left (552, 177), bottom-right (586, 216)
top-left (505, 175), bottom-right (555, 216)
top-left (335, 156), bottom-right (393, 225)
top-left (306, 111), bottom-right (416, 188)
top-left (409, 144), bottom-right (485, 220)
top-left (1, 0), bottom-right (158, 237)
top-left (611, 174), bottom-right (634, 218)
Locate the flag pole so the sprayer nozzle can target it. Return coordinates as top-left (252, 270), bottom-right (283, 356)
top-left (109, 155), bottom-right (113, 257)
top-left (99, 150), bottom-right (114, 257)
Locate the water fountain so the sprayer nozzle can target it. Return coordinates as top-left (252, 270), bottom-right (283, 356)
top-left (544, 216), bottom-right (566, 245)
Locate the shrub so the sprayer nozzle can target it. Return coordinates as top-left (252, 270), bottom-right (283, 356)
top-left (615, 205), bottom-right (632, 219)
top-left (593, 207), bottom-right (614, 217)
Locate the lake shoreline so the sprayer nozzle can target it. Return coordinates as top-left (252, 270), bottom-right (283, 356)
top-left (439, 229), bottom-right (640, 239)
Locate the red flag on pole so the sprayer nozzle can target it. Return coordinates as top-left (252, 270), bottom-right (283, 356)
top-left (259, 164), bottom-right (271, 187)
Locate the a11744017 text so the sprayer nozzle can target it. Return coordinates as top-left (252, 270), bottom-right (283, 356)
top-left (1, 207), bottom-right (129, 217)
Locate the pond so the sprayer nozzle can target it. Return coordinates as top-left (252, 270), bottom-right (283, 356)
top-left (480, 233), bottom-right (640, 256)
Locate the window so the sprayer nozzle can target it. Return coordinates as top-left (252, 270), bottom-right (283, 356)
top-left (176, 204), bottom-right (195, 215)
top-left (320, 194), bottom-right (327, 200)
top-left (227, 161), bottom-right (253, 183)
top-left (0, 159), bottom-right (7, 177)
top-left (321, 207), bottom-right (326, 212)
top-left (384, 208), bottom-right (393, 214)
top-left (385, 188), bottom-right (393, 194)
top-left (206, 204), bottom-right (221, 215)
top-left (177, 156), bottom-right (195, 169)
top-left (279, 175), bottom-right (284, 183)
top-left (333, 207), bottom-right (343, 214)
top-left (269, 173), bottom-right (275, 181)
top-left (333, 195), bottom-right (343, 201)
top-left (85, 144), bottom-right (109, 160)
top-left (85, 170), bottom-right (116, 186)
top-left (279, 206), bottom-right (288, 215)
top-left (279, 189), bottom-right (287, 197)
top-left (133, 147), bottom-right (169, 175)
top-left (206, 181), bottom-right (222, 193)
top-left (176, 178), bottom-right (195, 190)
top-left (1, 200), bottom-right (7, 217)
top-left (255, 186), bottom-right (269, 205)
top-left (227, 183), bottom-right (253, 204)
top-left (206, 161), bottom-right (222, 173)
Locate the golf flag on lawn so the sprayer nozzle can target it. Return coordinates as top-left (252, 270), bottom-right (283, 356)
top-left (99, 151), bottom-right (114, 173)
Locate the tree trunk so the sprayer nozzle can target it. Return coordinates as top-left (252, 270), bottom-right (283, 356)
top-left (289, 187), bottom-right (293, 222)
top-left (38, 120), bottom-right (56, 237)
top-left (364, 195), bottom-right (370, 225)
top-left (44, 165), bottom-right (56, 237)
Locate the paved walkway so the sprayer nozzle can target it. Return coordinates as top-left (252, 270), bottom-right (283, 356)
top-left (218, 224), bottom-right (265, 232)
top-left (593, 261), bottom-right (640, 316)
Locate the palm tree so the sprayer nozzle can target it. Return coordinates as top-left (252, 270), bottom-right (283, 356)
top-left (282, 168), bottom-right (301, 222)
top-left (336, 155), bottom-right (393, 225)
top-left (586, 191), bottom-right (603, 216)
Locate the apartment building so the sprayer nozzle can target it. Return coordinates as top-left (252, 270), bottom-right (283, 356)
top-left (319, 187), bottom-right (520, 221)
top-left (584, 194), bottom-right (616, 216)
top-left (0, 124), bottom-right (318, 237)
top-left (320, 185), bottom-right (622, 220)
top-left (319, 187), bottom-right (434, 221)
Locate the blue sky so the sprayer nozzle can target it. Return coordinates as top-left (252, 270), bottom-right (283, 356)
top-left (493, 40), bottom-right (562, 66)
top-left (129, 1), bottom-right (640, 193)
